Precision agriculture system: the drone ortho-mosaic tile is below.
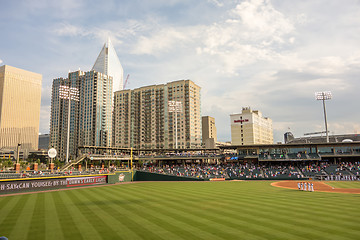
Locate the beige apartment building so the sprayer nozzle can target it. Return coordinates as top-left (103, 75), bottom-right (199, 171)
top-left (0, 65), bottom-right (42, 155)
top-left (202, 116), bottom-right (217, 148)
top-left (113, 80), bottom-right (201, 149)
top-left (231, 107), bottom-right (273, 145)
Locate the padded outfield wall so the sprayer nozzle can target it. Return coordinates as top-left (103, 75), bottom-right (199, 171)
top-left (0, 171), bottom-right (132, 195)
top-left (134, 171), bottom-right (205, 181)
top-left (133, 171), bottom-right (307, 181)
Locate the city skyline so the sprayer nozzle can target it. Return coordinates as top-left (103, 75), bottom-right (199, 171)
top-left (1, 0), bottom-right (359, 143)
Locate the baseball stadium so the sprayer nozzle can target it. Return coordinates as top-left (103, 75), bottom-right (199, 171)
top-left (1, 141), bottom-right (360, 239)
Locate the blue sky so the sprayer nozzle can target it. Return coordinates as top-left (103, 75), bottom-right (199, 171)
top-left (1, 0), bottom-right (359, 143)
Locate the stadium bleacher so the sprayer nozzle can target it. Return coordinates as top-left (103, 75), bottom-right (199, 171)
top-left (139, 161), bottom-right (360, 181)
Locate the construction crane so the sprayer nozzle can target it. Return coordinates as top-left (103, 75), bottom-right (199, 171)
top-left (123, 74), bottom-right (130, 89)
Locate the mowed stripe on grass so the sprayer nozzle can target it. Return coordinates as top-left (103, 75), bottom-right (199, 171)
top-left (1, 181), bottom-right (360, 240)
top-left (325, 181), bottom-right (360, 189)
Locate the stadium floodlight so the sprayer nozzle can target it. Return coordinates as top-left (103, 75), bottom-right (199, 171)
top-left (59, 85), bottom-right (79, 164)
top-left (168, 101), bottom-right (182, 149)
top-left (315, 91), bottom-right (332, 101)
top-left (315, 91), bottom-right (332, 143)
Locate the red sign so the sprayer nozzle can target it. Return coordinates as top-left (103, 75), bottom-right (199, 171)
top-left (210, 178), bottom-right (225, 181)
top-left (66, 176), bottom-right (107, 187)
top-left (234, 119), bottom-right (249, 123)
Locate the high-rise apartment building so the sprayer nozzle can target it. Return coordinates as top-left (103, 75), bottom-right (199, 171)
top-left (202, 116), bottom-right (217, 148)
top-left (113, 80), bottom-right (201, 149)
top-left (231, 107), bottom-right (273, 145)
top-left (92, 38), bottom-right (124, 92)
top-left (50, 70), bottom-right (112, 160)
top-left (0, 65), bottom-right (42, 155)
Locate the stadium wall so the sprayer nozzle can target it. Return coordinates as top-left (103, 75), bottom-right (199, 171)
top-left (0, 171), bottom-right (132, 195)
top-left (134, 171), bottom-right (205, 181)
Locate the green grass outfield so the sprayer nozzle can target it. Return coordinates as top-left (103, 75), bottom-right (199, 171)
top-left (325, 181), bottom-right (360, 189)
top-left (1, 181), bottom-right (360, 240)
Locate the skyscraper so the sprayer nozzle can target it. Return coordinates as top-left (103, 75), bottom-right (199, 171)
top-left (92, 38), bottom-right (124, 92)
top-left (113, 80), bottom-right (201, 149)
top-left (202, 116), bottom-right (217, 148)
top-left (50, 70), bottom-right (112, 160)
top-left (78, 71), bottom-right (113, 147)
top-left (0, 65), bottom-right (42, 156)
top-left (230, 107), bottom-right (273, 145)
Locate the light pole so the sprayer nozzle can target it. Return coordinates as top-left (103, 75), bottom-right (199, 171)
top-left (16, 143), bottom-right (21, 165)
top-left (168, 100), bottom-right (182, 149)
top-left (59, 85), bottom-right (79, 163)
top-left (315, 91), bottom-right (332, 143)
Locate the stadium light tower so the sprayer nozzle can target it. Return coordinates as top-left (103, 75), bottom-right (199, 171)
top-left (59, 85), bottom-right (79, 163)
top-left (315, 91), bottom-right (332, 143)
top-left (168, 100), bottom-right (182, 149)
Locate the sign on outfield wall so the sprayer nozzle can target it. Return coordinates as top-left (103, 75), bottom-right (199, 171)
top-left (66, 176), bottom-right (107, 187)
top-left (0, 176), bottom-right (107, 194)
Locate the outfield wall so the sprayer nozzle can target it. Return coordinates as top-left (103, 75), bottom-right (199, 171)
top-left (109, 171), bottom-right (133, 183)
top-left (133, 171), bottom-right (308, 181)
top-left (134, 171), bottom-right (205, 181)
top-left (227, 177), bottom-right (308, 181)
top-left (0, 171), bottom-right (132, 195)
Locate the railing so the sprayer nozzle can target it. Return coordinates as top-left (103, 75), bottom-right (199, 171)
top-left (89, 154), bottom-right (131, 160)
top-left (60, 154), bottom-right (88, 171)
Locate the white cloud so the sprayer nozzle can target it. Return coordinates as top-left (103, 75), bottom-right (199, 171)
top-left (126, 0), bottom-right (296, 75)
top-left (132, 28), bottom-right (189, 55)
top-left (296, 13), bottom-right (308, 25)
top-left (23, 0), bottom-right (85, 19)
top-left (231, 0), bottom-right (294, 41)
top-left (207, 0), bottom-right (224, 7)
top-left (53, 23), bottom-right (87, 37)
top-left (0, 59), bottom-right (3, 65)
top-left (197, 0), bottom-right (295, 74)
top-left (51, 0), bottom-right (296, 76)
top-left (305, 57), bottom-right (348, 75)
top-left (51, 19), bottom-right (155, 49)
top-left (330, 122), bottom-right (360, 135)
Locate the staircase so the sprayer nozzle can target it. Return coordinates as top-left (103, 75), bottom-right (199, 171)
top-left (60, 154), bottom-right (88, 172)
top-left (296, 167), bottom-right (305, 178)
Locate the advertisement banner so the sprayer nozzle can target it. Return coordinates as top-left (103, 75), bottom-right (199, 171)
top-left (66, 176), bottom-right (107, 187)
top-left (0, 178), bottom-right (67, 193)
top-left (0, 175), bottom-right (108, 194)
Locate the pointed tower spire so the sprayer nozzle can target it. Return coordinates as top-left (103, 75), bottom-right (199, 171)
top-left (92, 38), bottom-right (124, 92)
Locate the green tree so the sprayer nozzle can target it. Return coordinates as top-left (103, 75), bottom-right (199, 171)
top-left (54, 159), bottom-right (62, 168)
top-left (4, 159), bottom-right (13, 169)
top-left (27, 153), bottom-right (36, 162)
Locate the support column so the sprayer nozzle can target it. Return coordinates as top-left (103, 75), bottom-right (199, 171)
top-left (49, 163), bottom-right (55, 171)
top-left (14, 163), bottom-right (20, 173)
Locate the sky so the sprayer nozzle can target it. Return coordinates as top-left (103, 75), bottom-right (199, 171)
top-left (0, 0), bottom-right (359, 143)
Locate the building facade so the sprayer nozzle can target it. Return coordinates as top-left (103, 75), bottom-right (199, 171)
top-left (0, 65), bottom-right (42, 156)
top-left (38, 134), bottom-right (50, 150)
top-left (92, 38), bottom-right (124, 92)
top-left (50, 70), bottom-right (112, 160)
top-left (231, 107), bottom-right (273, 145)
top-left (202, 116), bottom-right (217, 148)
top-left (113, 80), bottom-right (201, 149)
